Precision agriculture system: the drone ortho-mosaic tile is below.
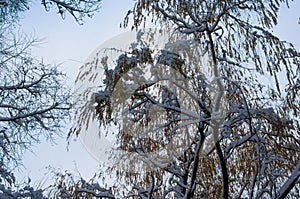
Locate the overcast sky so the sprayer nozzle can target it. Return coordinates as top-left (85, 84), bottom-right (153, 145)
top-left (17, 0), bottom-right (300, 185)
top-left (18, 0), bottom-right (134, 184)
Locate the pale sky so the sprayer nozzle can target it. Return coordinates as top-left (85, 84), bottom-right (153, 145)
top-left (17, 0), bottom-right (299, 185)
top-left (18, 0), bottom-right (135, 184)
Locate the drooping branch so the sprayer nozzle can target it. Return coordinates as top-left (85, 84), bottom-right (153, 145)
top-left (41, 0), bottom-right (102, 23)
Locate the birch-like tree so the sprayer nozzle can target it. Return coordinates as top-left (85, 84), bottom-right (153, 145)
top-left (57, 0), bottom-right (299, 198)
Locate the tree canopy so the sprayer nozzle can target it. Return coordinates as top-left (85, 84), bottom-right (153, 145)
top-left (68, 0), bottom-right (300, 198)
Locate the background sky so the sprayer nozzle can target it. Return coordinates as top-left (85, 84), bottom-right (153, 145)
top-left (17, 0), bottom-right (299, 185)
top-left (17, 0), bottom-right (134, 184)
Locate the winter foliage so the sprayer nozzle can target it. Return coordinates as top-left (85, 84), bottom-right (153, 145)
top-left (70, 0), bottom-right (300, 198)
top-left (0, 0), bottom-right (299, 198)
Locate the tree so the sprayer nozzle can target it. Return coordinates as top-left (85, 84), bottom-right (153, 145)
top-left (0, 0), bottom-right (102, 197)
top-left (0, 0), bottom-right (102, 24)
top-left (0, 21), bottom-right (70, 199)
top-left (67, 0), bottom-right (300, 198)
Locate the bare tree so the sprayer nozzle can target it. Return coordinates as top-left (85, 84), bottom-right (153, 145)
top-left (0, 0), bottom-right (102, 24)
top-left (0, 0), bottom-right (102, 197)
top-left (0, 30), bottom-right (71, 198)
